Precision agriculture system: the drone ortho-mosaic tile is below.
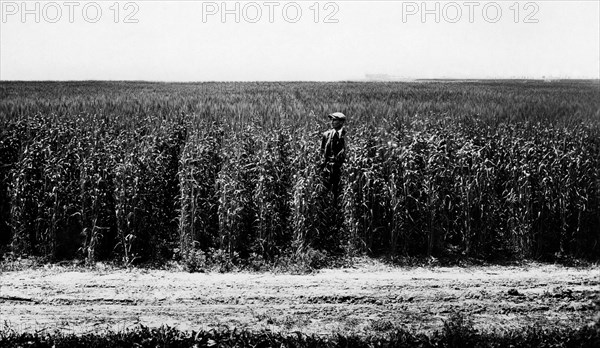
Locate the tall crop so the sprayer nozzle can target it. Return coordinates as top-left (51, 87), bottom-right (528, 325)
top-left (178, 125), bottom-right (223, 255)
top-left (0, 81), bottom-right (598, 264)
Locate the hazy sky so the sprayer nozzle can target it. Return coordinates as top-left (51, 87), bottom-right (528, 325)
top-left (1, 0), bottom-right (598, 80)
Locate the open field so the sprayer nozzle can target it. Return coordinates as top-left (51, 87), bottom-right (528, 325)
top-left (1, 81), bottom-right (599, 266)
top-left (1, 261), bottom-right (598, 335)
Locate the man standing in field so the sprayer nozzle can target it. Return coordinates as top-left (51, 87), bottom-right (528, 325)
top-left (321, 112), bottom-right (347, 200)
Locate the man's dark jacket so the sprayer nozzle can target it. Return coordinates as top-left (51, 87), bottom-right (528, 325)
top-left (321, 128), bottom-right (346, 165)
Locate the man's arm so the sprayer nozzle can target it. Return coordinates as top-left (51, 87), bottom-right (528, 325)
top-left (337, 136), bottom-right (346, 163)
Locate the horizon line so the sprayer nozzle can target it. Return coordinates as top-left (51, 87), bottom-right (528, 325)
top-left (1, 78), bottom-right (599, 83)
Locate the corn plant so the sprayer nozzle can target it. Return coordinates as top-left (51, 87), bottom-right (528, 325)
top-left (1, 81), bottom-right (598, 264)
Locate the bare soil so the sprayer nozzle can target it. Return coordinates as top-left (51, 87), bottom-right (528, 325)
top-left (1, 260), bottom-right (598, 335)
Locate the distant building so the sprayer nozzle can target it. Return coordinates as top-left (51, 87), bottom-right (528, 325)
top-left (364, 74), bottom-right (415, 82)
top-left (365, 74), bottom-right (392, 81)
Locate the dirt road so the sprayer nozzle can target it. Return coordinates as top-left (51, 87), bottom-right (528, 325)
top-left (1, 261), bottom-right (598, 335)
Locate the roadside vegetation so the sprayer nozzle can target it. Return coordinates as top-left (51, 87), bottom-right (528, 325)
top-left (1, 313), bottom-right (598, 348)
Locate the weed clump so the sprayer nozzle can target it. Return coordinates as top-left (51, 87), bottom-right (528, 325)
top-left (1, 316), bottom-right (598, 348)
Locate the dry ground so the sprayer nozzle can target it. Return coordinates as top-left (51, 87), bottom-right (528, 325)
top-left (1, 260), bottom-right (598, 335)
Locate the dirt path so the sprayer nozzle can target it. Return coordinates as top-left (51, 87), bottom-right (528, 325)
top-left (1, 262), bottom-right (598, 335)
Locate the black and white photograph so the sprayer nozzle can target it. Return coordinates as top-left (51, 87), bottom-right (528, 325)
top-left (0, 0), bottom-right (599, 346)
